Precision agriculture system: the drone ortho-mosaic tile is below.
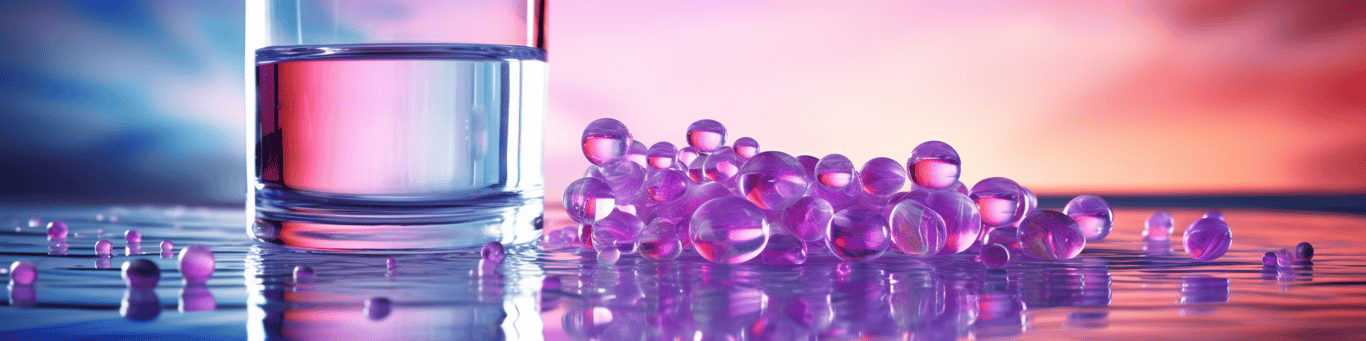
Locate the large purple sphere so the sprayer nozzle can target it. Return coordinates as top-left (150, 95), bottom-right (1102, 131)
top-left (592, 209), bottom-right (644, 253)
top-left (643, 169), bottom-right (690, 203)
top-left (1017, 210), bottom-right (1086, 260)
top-left (887, 199), bottom-right (947, 257)
top-left (969, 177), bottom-right (1024, 228)
top-left (121, 259), bottom-right (161, 288)
top-left (47, 221), bottom-right (68, 240)
top-left (859, 157), bottom-right (907, 196)
top-left (177, 245), bottom-right (215, 284)
top-left (778, 196), bottom-right (834, 242)
top-left (737, 151), bottom-right (811, 210)
top-left (581, 118), bottom-right (633, 166)
top-left (1064, 195), bottom-right (1114, 242)
top-left (9, 261), bottom-right (37, 284)
top-left (686, 119), bottom-right (727, 153)
top-left (690, 197), bottom-right (769, 264)
top-left (563, 177), bottom-right (617, 225)
top-left (646, 142), bottom-right (678, 169)
top-left (925, 191), bottom-right (983, 255)
top-left (815, 154), bottom-right (856, 190)
top-left (760, 234), bottom-right (807, 265)
top-left (826, 207), bottom-right (891, 261)
top-left (1183, 218), bottom-right (1232, 261)
top-left (1144, 211), bottom-right (1175, 241)
top-left (907, 141), bottom-right (961, 190)
top-left (639, 219), bottom-right (683, 260)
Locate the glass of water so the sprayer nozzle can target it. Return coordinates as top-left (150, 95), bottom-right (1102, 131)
top-left (246, 0), bottom-right (547, 250)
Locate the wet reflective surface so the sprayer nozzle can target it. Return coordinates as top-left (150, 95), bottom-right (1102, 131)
top-left (2, 204), bottom-right (1366, 339)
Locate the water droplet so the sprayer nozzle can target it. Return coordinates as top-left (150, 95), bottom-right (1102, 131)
top-left (737, 151), bottom-right (810, 210)
top-left (980, 243), bottom-right (1011, 268)
top-left (908, 141), bottom-right (961, 189)
top-left (888, 199), bottom-right (947, 257)
top-left (178, 245), bottom-right (215, 284)
top-left (481, 242), bottom-right (507, 263)
top-left (646, 142), bottom-right (678, 169)
top-left (95, 239), bottom-right (113, 256)
top-left (1018, 210), bottom-right (1086, 260)
top-left (563, 177), bottom-right (617, 225)
top-left (686, 119), bottom-right (727, 152)
top-left (827, 207), bottom-right (891, 261)
top-left (293, 265), bottom-right (315, 283)
top-left (581, 118), bottom-right (633, 166)
top-left (690, 197), bottom-right (769, 264)
top-left (1183, 218), bottom-right (1232, 261)
top-left (9, 261), bottom-right (37, 285)
top-left (860, 157), bottom-right (906, 196)
top-left (46, 221), bottom-right (68, 240)
top-left (121, 259), bottom-right (161, 288)
top-left (778, 196), bottom-right (834, 242)
top-left (1144, 211), bottom-right (1174, 241)
top-left (1064, 195), bottom-right (1114, 241)
top-left (733, 137), bottom-right (759, 159)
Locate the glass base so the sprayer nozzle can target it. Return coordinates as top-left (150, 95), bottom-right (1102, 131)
top-left (251, 187), bottom-right (543, 251)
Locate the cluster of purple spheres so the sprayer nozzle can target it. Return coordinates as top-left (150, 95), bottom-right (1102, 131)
top-left (562, 118), bottom-right (1120, 267)
top-left (1263, 241), bottom-right (1314, 268)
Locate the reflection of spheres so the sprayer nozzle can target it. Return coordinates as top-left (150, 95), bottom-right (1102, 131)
top-left (1065, 311), bottom-right (1110, 329)
top-left (179, 284), bottom-right (217, 312)
top-left (692, 284), bottom-right (766, 335)
top-left (364, 297), bottom-right (393, 321)
top-left (121, 288), bottom-right (161, 322)
top-left (121, 259), bottom-right (161, 288)
top-left (1179, 276), bottom-right (1230, 316)
top-left (9, 284), bottom-right (36, 309)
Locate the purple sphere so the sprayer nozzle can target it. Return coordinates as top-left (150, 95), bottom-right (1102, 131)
top-left (703, 147), bottom-right (743, 182)
top-left (177, 245), bottom-right (215, 284)
top-left (907, 141), bottom-right (961, 190)
top-left (592, 160), bottom-right (647, 202)
top-left (47, 221), bottom-right (68, 240)
top-left (1296, 242), bottom-right (1314, 261)
top-left (1018, 210), bottom-right (1086, 260)
top-left (581, 118), bottom-right (633, 166)
top-left (690, 197), bottom-right (769, 264)
top-left (1183, 218), bottom-right (1232, 261)
top-left (686, 119), bottom-right (727, 153)
top-left (563, 177), bottom-right (617, 225)
top-left (1144, 211), bottom-right (1175, 241)
top-left (639, 219), bottom-right (683, 260)
top-left (121, 259), bottom-right (161, 288)
top-left (796, 155), bottom-right (819, 178)
top-left (9, 261), bottom-right (36, 284)
top-left (293, 265), bottom-right (315, 283)
top-left (737, 151), bottom-right (811, 210)
top-left (159, 240), bottom-right (174, 254)
top-left (686, 154), bottom-right (708, 182)
top-left (1064, 195), bottom-right (1114, 242)
top-left (815, 154), bottom-right (856, 190)
top-left (860, 157), bottom-right (907, 196)
top-left (1276, 248), bottom-right (1294, 267)
top-left (647, 142), bottom-right (678, 169)
top-left (733, 137), bottom-right (760, 159)
top-left (678, 146), bottom-right (702, 168)
top-left (925, 191), bottom-right (983, 255)
top-left (625, 140), bottom-right (648, 167)
top-left (779, 196), bottom-right (834, 242)
top-left (592, 209), bottom-right (644, 253)
top-left (644, 169), bottom-right (690, 203)
top-left (365, 297), bottom-right (393, 321)
top-left (1262, 252), bottom-right (1277, 267)
top-left (96, 239), bottom-right (114, 256)
top-left (826, 207), bottom-right (891, 261)
top-left (1203, 210), bottom-right (1224, 220)
top-left (970, 177), bottom-right (1024, 228)
top-left (125, 230), bottom-right (142, 244)
top-left (980, 243), bottom-right (1010, 269)
top-left (760, 234), bottom-right (807, 265)
top-left (481, 242), bottom-right (506, 263)
top-left (596, 247), bottom-right (621, 264)
top-left (887, 199), bottom-right (947, 257)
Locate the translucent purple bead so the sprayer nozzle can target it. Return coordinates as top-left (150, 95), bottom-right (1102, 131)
top-left (481, 242), bottom-right (506, 263)
top-left (678, 146), bottom-right (702, 169)
top-left (563, 177), bottom-right (617, 225)
top-left (1064, 195), bottom-right (1114, 242)
top-left (778, 196), bottom-right (834, 242)
top-left (1203, 210), bottom-right (1224, 220)
top-left (1144, 211), bottom-right (1175, 241)
top-left (643, 169), bottom-right (690, 203)
top-left (980, 243), bottom-right (1010, 269)
top-left (365, 297), bottom-right (393, 321)
top-left (581, 118), bottom-right (633, 166)
top-left (686, 154), bottom-right (708, 182)
top-left (760, 234), bottom-right (807, 265)
top-left (596, 247), bottom-right (621, 265)
top-left (860, 157), bottom-right (907, 196)
top-left (815, 154), bottom-right (856, 190)
top-left (121, 259), bottom-right (160, 288)
top-left (625, 140), bottom-right (648, 167)
top-left (639, 219), bottom-right (683, 260)
top-left (907, 141), bottom-right (961, 190)
top-left (47, 221), bottom-right (68, 240)
top-left (969, 177), bottom-right (1024, 228)
top-left (177, 245), bottom-right (215, 284)
top-left (703, 147), bottom-right (742, 182)
top-left (887, 199), bottom-right (947, 257)
top-left (1262, 252), bottom-right (1277, 267)
top-left (737, 151), bottom-right (810, 210)
top-left (690, 197), bottom-right (769, 264)
top-left (293, 265), bottom-right (315, 283)
top-left (686, 119), bottom-right (727, 153)
top-left (1183, 217), bottom-right (1232, 261)
top-left (96, 239), bottom-right (113, 256)
top-left (826, 207), bottom-right (891, 261)
top-left (796, 155), bottom-right (819, 178)
top-left (925, 191), bottom-right (983, 255)
top-left (1017, 210), bottom-right (1086, 260)
top-left (592, 160), bottom-right (646, 202)
top-left (592, 209), bottom-right (644, 253)
top-left (125, 229), bottom-right (142, 244)
top-left (733, 137), bottom-right (759, 159)
top-left (9, 261), bottom-right (36, 284)
top-left (159, 240), bottom-right (174, 254)
top-left (1296, 242), bottom-right (1314, 261)
top-left (646, 142), bottom-right (678, 169)
top-left (1276, 248), bottom-right (1294, 267)
top-left (1017, 186), bottom-right (1037, 225)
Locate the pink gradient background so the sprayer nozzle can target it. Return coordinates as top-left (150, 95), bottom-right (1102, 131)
top-left (543, 1), bottom-right (1366, 199)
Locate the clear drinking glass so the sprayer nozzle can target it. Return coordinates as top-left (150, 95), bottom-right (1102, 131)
top-left (246, 0), bottom-right (547, 250)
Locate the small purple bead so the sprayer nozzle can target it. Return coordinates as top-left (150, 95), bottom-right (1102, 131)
top-left (887, 199), bottom-right (947, 257)
top-left (625, 140), bottom-right (648, 167)
top-left (778, 196), bottom-right (834, 242)
top-left (96, 239), bottom-right (114, 256)
top-left (1296, 242), bottom-right (1314, 261)
top-left (1262, 252), bottom-right (1277, 267)
top-left (690, 197), bottom-right (770, 264)
top-left (646, 142), bottom-right (678, 169)
top-left (1276, 248), bottom-right (1294, 268)
top-left (177, 245), bottom-right (215, 284)
top-left (1064, 195), bottom-right (1114, 242)
top-left (677, 146), bottom-right (702, 169)
top-left (815, 154), bottom-right (856, 190)
top-left (970, 177), bottom-right (1024, 228)
top-left (1183, 218), bottom-right (1233, 261)
top-left (47, 221), bottom-right (68, 240)
top-left (9, 261), bottom-right (37, 284)
top-left (125, 230), bottom-right (142, 244)
top-left (596, 247), bottom-right (621, 264)
top-left (925, 191), bottom-right (983, 255)
top-left (386, 258), bottom-right (397, 271)
top-left (581, 118), bottom-right (633, 166)
top-left (980, 243), bottom-right (1010, 269)
top-left (592, 160), bottom-right (646, 202)
top-left (563, 177), bottom-right (617, 225)
top-left (121, 259), bottom-right (161, 288)
top-left (159, 240), bottom-right (174, 254)
top-left (481, 242), bottom-right (507, 263)
top-left (826, 207), bottom-right (891, 261)
top-left (686, 154), bottom-right (709, 182)
top-left (365, 297), bottom-right (393, 321)
top-left (643, 169), bottom-right (690, 203)
top-left (737, 151), bottom-right (811, 210)
top-left (859, 157), bottom-right (907, 196)
top-left (293, 265), bottom-right (315, 283)
top-left (592, 209), bottom-right (644, 253)
top-left (907, 141), bottom-right (961, 190)
top-left (686, 119), bottom-right (727, 153)
top-left (703, 147), bottom-right (743, 182)
top-left (1144, 211), bottom-right (1175, 241)
top-left (639, 219), bottom-right (683, 260)
top-left (1017, 210), bottom-right (1086, 260)
top-left (1203, 210), bottom-right (1224, 220)
top-left (760, 234), bottom-right (807, 265)
top-left (733, 137), bottom-right (759, 159)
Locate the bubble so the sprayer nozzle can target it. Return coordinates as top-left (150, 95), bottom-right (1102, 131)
top-left (980, 243), bottom-right (1010, 269)
top-left (96, 239), bottom-right (113, 256)
top-left (703, 147), bottom-right (743, 182)
top-left (47, 221), bottom-right (68, 240)
top-left (733, 137), bottom-right (759, 159)
top-left (563, 177), bottom-right (616, 225)
top-left (121, 259), bottom-right (161, 288)
top-left (690, 197), bottom-right (769, 264)
top-left (9, 261), bottom-right (37, 285)
top-left (125, 229), bottom-right (142, 244)
top-left (969, 177), bottom-right (1024, 228)
top-left (646, 142), bottom-right (679, 169)
top-left (887, 199), bottom-right (947, 257)
top-left (1017, 210), bottom-right (1086, 260)
top-left (592, 160), bottom-right (647, 202)
top-left (639, 219), bottom-right (683, 260)
top-left (737, 151), bottom-right (811, 210)
top-left (581, 118), bottom-right (633, 166)
top-left (596, 247), bottom-right (621, 265)
top-left (625, 140), bottom-right (648, 167)
top-left (1144, 211), bottom-right (1175, 241)
top-left (860, 157), bottom-right (907, 196)
top-left (481, 242), bottom-right (507, 263)
top-left (293, 265), bottom-right (315, 283)
top-left (1203, 210), bottom-right (1224, 220)
top-left (815, 154), bottom-right (856, 190)
top-left (778, 196), bottom-right (834, 242)
top-left (643, 169), bottom-right (690, 203)
top-left (826, 207), bottom-right (891, 261)
top-left (686, 119), bottom-right (727, 153)
top-left (365, 297), bottom-right (393, 321)
top-left (907, 141), bottom-right (961, 189)
top-left (159, 240), bottom-right (174, 254)
top-left (925, 191), bottom-right (983, 255)
top-left (760, 234), bottom-right (807, 265)
top-left (592, 209), bottom-right (644, 254)
top-left (1183, 218), bottom-right (1232, 261)
top-left (1064, 195), bottom-right (1114, 242)
top-left (178, 245), bottom-right (215, 284)
top-left (1296, 242), bottom-right (1314, 261)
